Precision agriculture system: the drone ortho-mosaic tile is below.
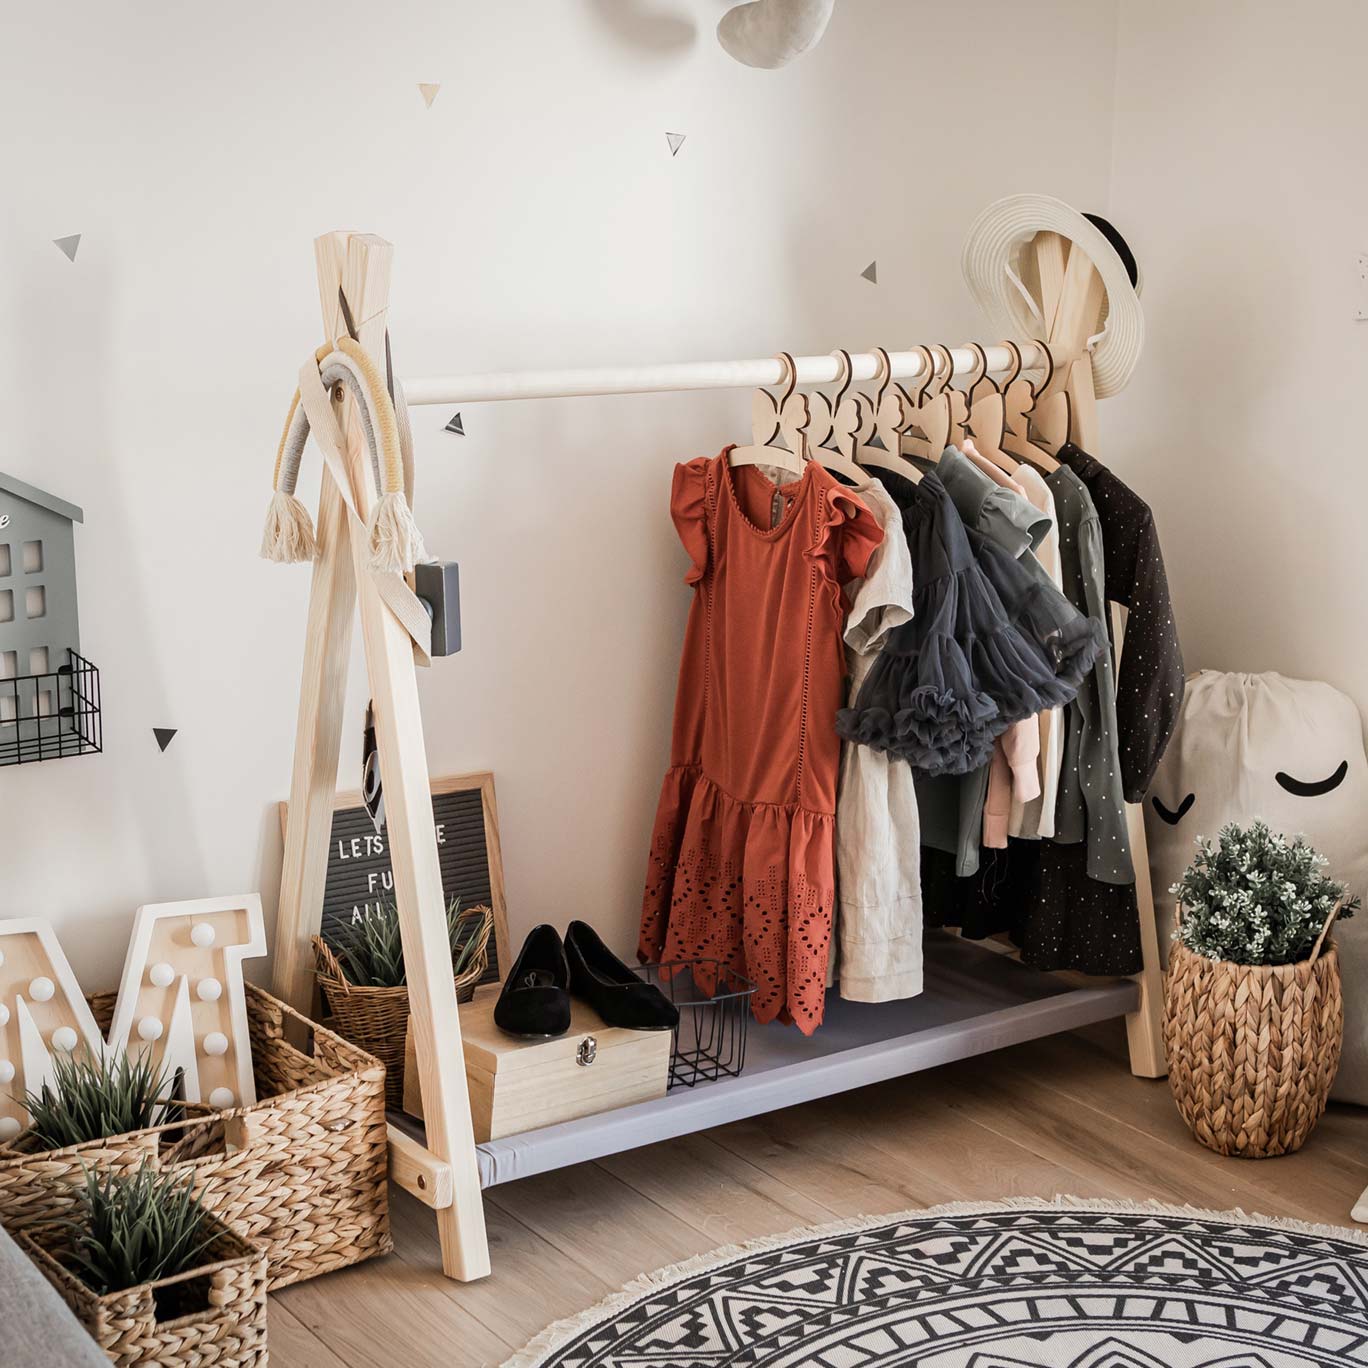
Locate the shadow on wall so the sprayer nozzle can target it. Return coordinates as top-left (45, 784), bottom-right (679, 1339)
top-left (583, 0), bottom-right (699, 57)
top-left (1127, 217), bottom-right (1300, 673)
top-left (13, 256), bottom-right (210, 932)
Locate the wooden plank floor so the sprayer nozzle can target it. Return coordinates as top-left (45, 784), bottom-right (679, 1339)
top-left (272, 1022), bottom-right (1368, 1368)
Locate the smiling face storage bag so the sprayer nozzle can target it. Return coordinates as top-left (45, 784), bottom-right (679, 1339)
top-left (1145, 670), bottom-right (1368, 1104)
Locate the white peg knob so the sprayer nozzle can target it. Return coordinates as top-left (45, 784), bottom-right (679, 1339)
top-left (208, 1087), bottom-right (235, 1109)
top-left (0, 1117), bottom-right (21, 1142)
top-left (190, 923), bottom-right (215, 948)
top-left (51, 1027), bottom-right (78, 1053)
top-left (0, 1061), bottom-right (14, 1085)
top-left (149, 962), bottom-right (175, 988)
top-left (137, 1017), bottom-right (164, 1042)
top-left (0, 1005), bottom-right (8, 1027)
top-left (196, 978), bottom-right (222, 1002)
top-left (29, 978), bottom-right (54, 1003)
top-left (0, 949), bottom-right (6, 968)
top-left (203, 1032), bottom-right (228, 1057)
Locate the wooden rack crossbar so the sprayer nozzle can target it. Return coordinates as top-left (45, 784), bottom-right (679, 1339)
top-left (400, 343), bottom-right (1043, 407)
top-left (273, 227), bottom-right (1166, 1285)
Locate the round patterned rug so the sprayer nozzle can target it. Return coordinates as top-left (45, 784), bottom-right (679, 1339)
top-left (505, 1199), bottom-right (1368, 1367)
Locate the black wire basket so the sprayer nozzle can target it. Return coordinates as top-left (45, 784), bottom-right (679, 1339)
top-left (0, 649), bottom-right (101, 767)
top-left (634, 959), bottom-right (755, 1090)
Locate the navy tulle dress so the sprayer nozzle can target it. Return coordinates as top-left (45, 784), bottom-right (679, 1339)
top-left (836, 471), bottom-right (1102, 778)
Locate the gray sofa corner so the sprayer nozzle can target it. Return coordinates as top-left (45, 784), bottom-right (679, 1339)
top-left (0, 1221), bottom-right (106, 1367)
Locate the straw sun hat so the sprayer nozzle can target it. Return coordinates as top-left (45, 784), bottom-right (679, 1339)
top-left (962, 194), bottom-right (1144, 399)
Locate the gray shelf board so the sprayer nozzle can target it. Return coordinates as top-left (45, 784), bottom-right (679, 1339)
top-left (392, 933), bottom-right (1139, 1189)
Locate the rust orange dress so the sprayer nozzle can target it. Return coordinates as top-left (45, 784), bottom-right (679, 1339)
top-left (638, 449), bottom-right (883, 1034)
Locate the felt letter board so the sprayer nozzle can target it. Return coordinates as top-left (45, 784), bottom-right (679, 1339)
top-left (280, 772), bottom-right (510, 986)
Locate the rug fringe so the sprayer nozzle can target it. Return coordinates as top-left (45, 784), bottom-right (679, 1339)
top-left (499, 1194), bottom-right (1368, 1368)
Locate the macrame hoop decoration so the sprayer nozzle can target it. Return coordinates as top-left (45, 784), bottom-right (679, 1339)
top-left (264, 334), bottom-right (426, 575)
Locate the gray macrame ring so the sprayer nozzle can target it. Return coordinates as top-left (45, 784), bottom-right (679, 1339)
top-left (277, 354), bottom-right (395, 504)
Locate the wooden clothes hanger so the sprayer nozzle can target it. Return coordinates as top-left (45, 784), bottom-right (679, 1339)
top-left (728, 352), bottom-right (809, 476)
top-left (822, 350), bottom-right (873, 482)
top-left (965, 340), bottom-right (1000, 411)
top-left (891, 343), bottom-right (933, 459)
top-left (854, 347), bottom-right (922, 483)
top-left (899, 343), bottom-right (952, 461)
top-left (805, 351), bottom-right (846, 455)
top-left (944, 342), bottom-right (971, 450)
top-left (1017, 335), bottom-right (1074, 461)
top-left (960, 342), bottom-right (1019, 475)
top-left (804, 386), bottom-right (835, 451)
top-left (1002, 337), bottom-right (1062, 472)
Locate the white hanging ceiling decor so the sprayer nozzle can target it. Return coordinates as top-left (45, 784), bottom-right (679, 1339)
top-left (717, 0), bottom-right (836, 70)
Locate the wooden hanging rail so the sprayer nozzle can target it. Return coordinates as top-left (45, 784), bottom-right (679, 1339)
top-left (272, 228), bottom-right (1166, 1285)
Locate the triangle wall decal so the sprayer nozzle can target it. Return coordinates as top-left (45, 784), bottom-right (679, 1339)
top-left (153, 728), bottom-right (178, 752)
top-left (53, 235), bottom-right (81, 262)
top-left (860, 260), bottom-right (878, 284)
top-left (418, 83), bottom-right (441, 108)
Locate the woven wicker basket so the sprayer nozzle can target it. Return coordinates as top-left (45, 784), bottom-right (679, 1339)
top-left (1164, 900), bottom-right (1344, 1158)
top-left (18, 1211), bottom-right (268, 1368)
top-left (314, 903), bottom-right (493, 1109)
top-left (0, 982), bottom-right (391, 1289)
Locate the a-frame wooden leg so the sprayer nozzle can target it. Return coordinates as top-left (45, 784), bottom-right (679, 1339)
top-left (1035, 234), bottom-right (1168, 1080)
top-left (328, 232), bottom-right (490, 1280)
top-left (271, 469), bottom-right (356, 1019)
top-left (273, 231), bottom-right (490, 1281)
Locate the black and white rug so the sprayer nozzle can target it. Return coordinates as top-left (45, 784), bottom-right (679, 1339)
top-left (505, 1199), bottom-right (1368, 1367)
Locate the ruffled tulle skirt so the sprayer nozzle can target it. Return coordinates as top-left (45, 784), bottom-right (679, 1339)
top-left (638, 765), bottom-right (835, 1034)
top-left (836, 529), bottom-right (1103, 777)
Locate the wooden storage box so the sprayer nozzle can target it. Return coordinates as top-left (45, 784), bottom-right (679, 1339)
top-left (404, 996), bottom-right (670, 1141)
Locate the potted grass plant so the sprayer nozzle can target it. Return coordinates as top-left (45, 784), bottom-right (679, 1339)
top-left (17, 1163), bottom-right (267, 1366)
top-left (1164, 820), bottom-right (1358, 1157)
top-left (0, 990), bottom-right (392, 1292)
top-left (314, 897), bottom-right (493, 1107)
top-left (16, 1050), bottom-right (179, 1154)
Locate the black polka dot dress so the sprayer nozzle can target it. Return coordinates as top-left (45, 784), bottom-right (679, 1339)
top-left (1058, 442), bottom-right (1185, 801)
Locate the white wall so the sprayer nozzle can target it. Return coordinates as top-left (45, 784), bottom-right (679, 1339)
top-left (1, 0), bottom-right (1121, 984)
top-left (1106, 2), bottom-right (1368, 719)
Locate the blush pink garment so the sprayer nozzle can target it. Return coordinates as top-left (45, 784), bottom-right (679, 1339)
top-left (983, 713), bottom-right (1042, 846)
top-left (1008, 463), bottom-right (1065, 840)
top-left (962, 439), bottom-right (1027, 498)
top-left (961, 441), bottom-right (1042, 848)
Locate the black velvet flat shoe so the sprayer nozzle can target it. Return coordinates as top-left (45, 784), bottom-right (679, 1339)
top-left (493, 924), bottom-right (572, 1039)
top-left (565, 921), bottom-right (680, 1032)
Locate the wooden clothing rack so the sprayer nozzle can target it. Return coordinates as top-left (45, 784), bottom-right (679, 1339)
top-left (271, 228), bottom-right (1167, 1283)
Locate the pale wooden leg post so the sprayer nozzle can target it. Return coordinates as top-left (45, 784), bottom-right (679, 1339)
top-left (1122, 770), bottom-right (1167, 1077)
top-left (271, 476), bottom-right (356, 1020)
top-left (1035, 234), bottom-right (1168, 1080)
top-left (271, 232), bottom-right (491, 1281)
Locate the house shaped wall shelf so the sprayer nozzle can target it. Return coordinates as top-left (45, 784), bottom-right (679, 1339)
top-left (0, 473), bottom-right (100, 766)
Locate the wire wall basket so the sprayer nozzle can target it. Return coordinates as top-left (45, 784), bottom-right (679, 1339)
top-left (0, 649), bottom-right (101, 767)
top-left (635, 959), bottom-right (754, 1090)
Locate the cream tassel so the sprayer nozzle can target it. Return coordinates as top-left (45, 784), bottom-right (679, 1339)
top-left (260, 489), bottom-right (318, 563)
top-left (366, 491), bottom-right (428, 574)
